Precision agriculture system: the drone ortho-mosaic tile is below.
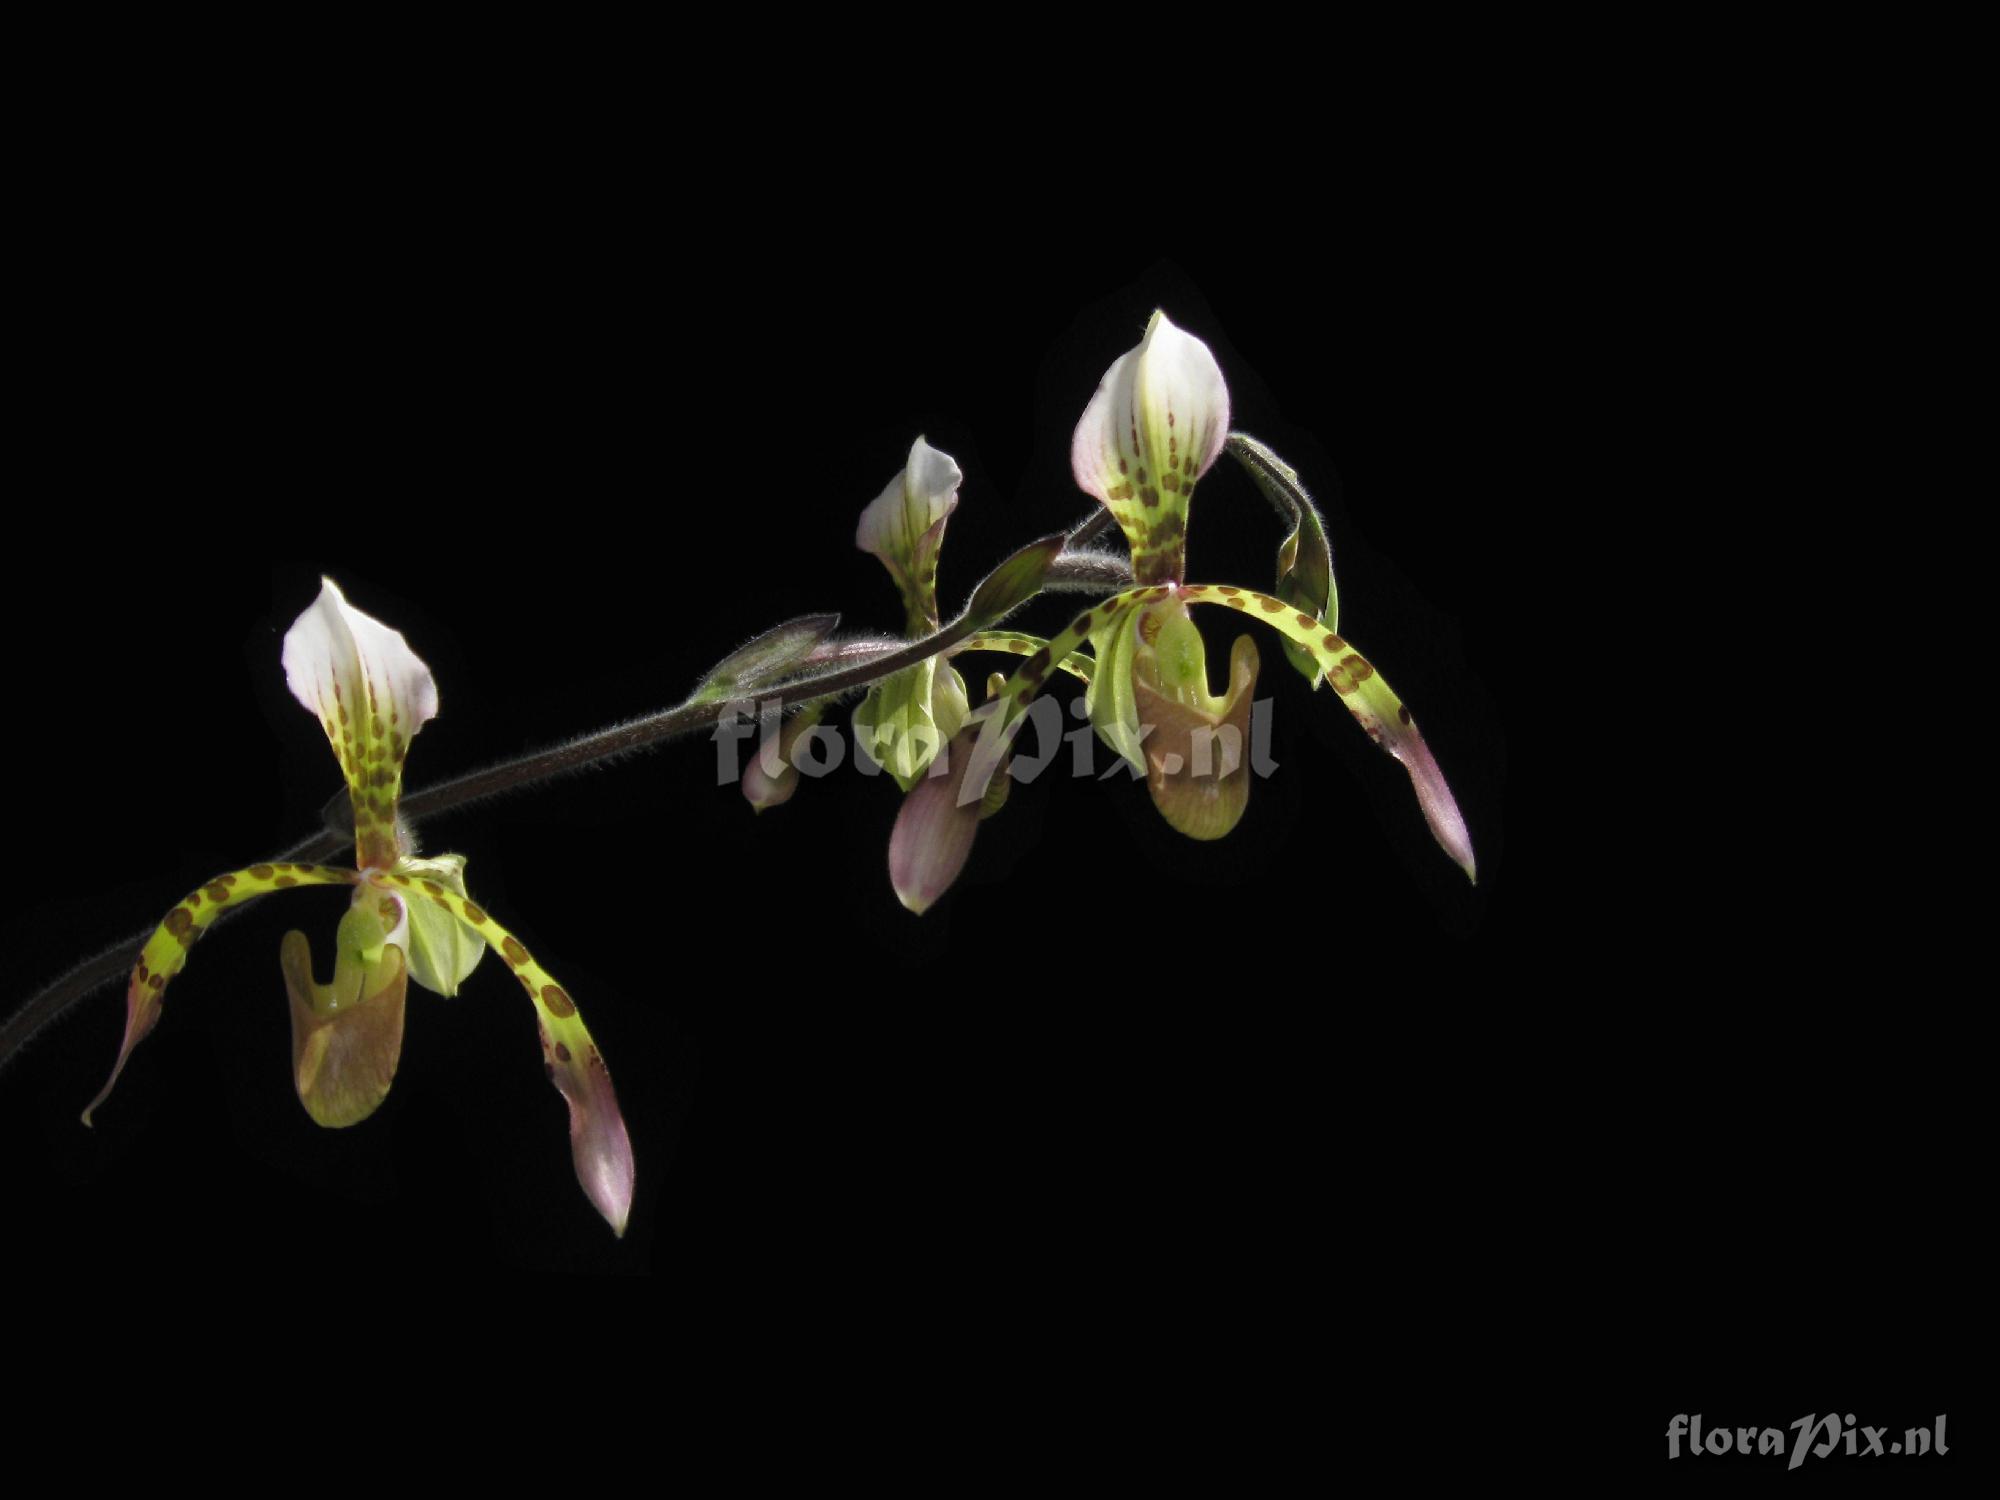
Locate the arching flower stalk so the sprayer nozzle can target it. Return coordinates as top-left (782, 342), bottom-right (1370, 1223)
top-left (890, 311), bottom-right (1476, 908)
top-left (83, 580), bottom-right (635, 1235)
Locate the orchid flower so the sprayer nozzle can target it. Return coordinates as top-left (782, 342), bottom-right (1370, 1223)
top-left (890, 311), bottom-right (1477, 909)
top-left (82, 579), bottom-right (635, 1235)
top-left (832, 436), bottom-right (1101, 912)
top-left (851, 437), bottom-right (974, 791)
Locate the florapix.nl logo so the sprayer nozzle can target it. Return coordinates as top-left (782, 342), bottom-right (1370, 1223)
top-left (1666, 1414), bottom-right (1949, 1469)
top-left (713, 692), bottom-right (1283, 795)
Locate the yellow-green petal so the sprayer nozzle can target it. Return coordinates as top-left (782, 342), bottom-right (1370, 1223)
top-left (956, 631), bottom-right (1095, 684)
top-left (1179, 584), bottom-right (1476, 881)
top-left (378, 875), bottom-right (635, 1236)
top-left (83, 862), bottom-right (358, 1125)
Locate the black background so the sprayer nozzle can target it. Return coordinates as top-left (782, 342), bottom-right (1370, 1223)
top-left (1, 143), bottom-right (1972, 1471)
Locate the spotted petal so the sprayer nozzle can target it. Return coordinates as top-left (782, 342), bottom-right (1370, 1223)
top-left (1072, 311), bottom-right (1230, 585)
top-left (981, 583), bottom-right (1474, 881)
top-left (83, 862), bottom-right (358, 1125)
top-left (856, 436), bottom-right (961, 633)
top-left (955, 631), bottom-right (1096, 685)
top-left (1179, 585), bottom-right (1476, 881)
top-left (377, 874), bottom-right (634, 1234)
top-left (282, 578), bottom-right (439, 869)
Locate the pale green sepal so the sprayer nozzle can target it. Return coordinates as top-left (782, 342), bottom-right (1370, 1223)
top-left (395, 854), bottom-right (487, 996)
top-left (1084, 607), bottom-right (1147, 773)
top-left (855, 660), bottom-right (968, 792)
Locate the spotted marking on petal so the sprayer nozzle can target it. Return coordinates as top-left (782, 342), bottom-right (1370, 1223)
top-left (84, 863), bottom-right (360, 1127)
top-left (467, 903), bottom-right (633, 1234)
top-left (1180, 584), bottom-right (1476, 882)
top-left (956, 632), bottom-right (1095, 684)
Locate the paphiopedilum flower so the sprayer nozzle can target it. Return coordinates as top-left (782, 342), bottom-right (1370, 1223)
top-left (82, 579), bottom-right (635, 1235)
top-left (848, 438), bottom-right (1103, 910)
top-left (852, 437), bottom-right (972, 791)
top-left (892, 311), bottom-right (1477, 909)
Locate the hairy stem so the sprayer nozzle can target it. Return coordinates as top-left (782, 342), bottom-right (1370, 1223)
top-left (2, 506), bottom-right (1124, 1073)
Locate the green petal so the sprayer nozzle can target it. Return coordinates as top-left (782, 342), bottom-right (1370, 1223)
top-left (83, 862), bottom-right (358, 1126)
top-left (956, 631), bottom-right (1095, 684)
top-left (1180, 584), bottom-right (1476, 881)
top-left (395, 853), bottom-right (488, 996)
top-left (379, 873), bottom-right (635, 1235)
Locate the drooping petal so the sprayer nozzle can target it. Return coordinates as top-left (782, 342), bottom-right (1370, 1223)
top-left (83, 862), bottom-right (359, 1126)
top-left (1131, 632), bottom-right (1261, 841)
top-left (395, 853), bottom-right (488, 995)
top-left (280, 907), bottom-right (409, 1129)
top-left (1179, 585), bottom-right (1477, 882)
top-left (887, 728), bottom-right (985, 915)
top-left (955, 631), bottom-right (1096, 685)
top-left (1072, 312), bottom-right (1230, 585)
top-left (380, 873), bottom-right (634, 1235)
top-left (281, 578), bottom-right (439, 869)
top-left (856, 436), bottom-right (961, 632)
